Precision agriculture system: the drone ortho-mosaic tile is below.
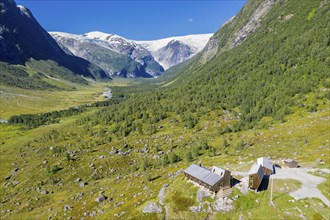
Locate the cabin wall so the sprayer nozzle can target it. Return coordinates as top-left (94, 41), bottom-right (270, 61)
top-left (184, 173), bottom-right (212, 190)
top-left (249, 173), bottom-right (263, 189)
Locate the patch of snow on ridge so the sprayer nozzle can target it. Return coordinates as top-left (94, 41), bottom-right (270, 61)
top-left (137, 33), bottom-right (213, 53)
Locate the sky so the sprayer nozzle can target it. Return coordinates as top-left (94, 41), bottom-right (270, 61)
top-left (16, 0), bottom-right (247, 40)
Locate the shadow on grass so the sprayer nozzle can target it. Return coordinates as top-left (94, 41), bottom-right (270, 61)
top-left (232, 178), bottom-right (241, 187)
top-left (258, 175), bottom-right (270, 192)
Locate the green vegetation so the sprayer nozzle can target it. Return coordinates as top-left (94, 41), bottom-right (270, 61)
top-left (0, 0), bottom-right (329, 219)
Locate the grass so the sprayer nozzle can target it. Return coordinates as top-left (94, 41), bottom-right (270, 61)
top-left (0, 88), bottom-right (329, 219)
top-left (0, 78), bottom-right (135, 119)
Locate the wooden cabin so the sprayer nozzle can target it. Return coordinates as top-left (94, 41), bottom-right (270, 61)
top-left (248, 164), bottom-right (264, 189)
top-left (257, 157), bottom-right (273, 175)
top-left (183, 164), bottom-right (231, 192)
top-left (284, 159), bottom-right (298, 168)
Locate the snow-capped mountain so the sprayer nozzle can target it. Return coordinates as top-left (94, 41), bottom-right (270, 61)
top-left (50, 31), bottom-right (212, 77)
top-left (137, 34), bottom-right (213, 69)
top-left (51, 32), bottom-right (164, 78)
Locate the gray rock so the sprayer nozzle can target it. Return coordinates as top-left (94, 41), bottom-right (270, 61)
top-left (196, 188), bottom-right (211, 202)
top-left (64, 204), bottom-right (72, 212)
top-left (12, 181), bottom-right (20, 186)
top-left (316, 158), bottom-right (323, 163)
top-left (142, 202), bottom-right (162, 213)
top-left (212, 197), bottom-right (234, 213)
top-left (40, 190), bottom-right (49, 195)
top-left (189, 205), bottom-right (201, 212)
top-left (158, 184), bottom-right (169, 205)
top-left (95, 192), bottom-right (106, 203)
top-left (5, 175), bottom-right (11, 180)
top-left (80, 182), bottom-right (88, 187)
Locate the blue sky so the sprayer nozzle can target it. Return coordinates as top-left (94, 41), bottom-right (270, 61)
top-left (16, 0), bottom-right (247, 40)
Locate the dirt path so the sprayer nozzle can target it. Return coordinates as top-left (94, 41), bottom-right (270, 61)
top-left (271, 167), bottom-right (329, 207)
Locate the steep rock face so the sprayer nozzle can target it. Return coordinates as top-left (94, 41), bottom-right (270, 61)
top-left (200, 0), bottom-right (277, 62)
top-left (153, 40), bottom-right (193, 70)
top-left (0, 0), bottom-right (108, 80)
top-left (82, 32), bottom-right (164, 78)
top-left (230, 0), bottom-right (277, 48)
top-left (51, 32), bottom-right (156, 78)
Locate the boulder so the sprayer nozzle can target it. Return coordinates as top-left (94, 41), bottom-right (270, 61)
top-left (212, 197), bottom-right (234, 213)
top-left (142, 202), bottom-right (162, 213)
top-left (80, 182), bottom-right (88, 187)
top-left (196, 188), bottom-right (211, 202)
top-left (95, 192), bottom-right (106, 203)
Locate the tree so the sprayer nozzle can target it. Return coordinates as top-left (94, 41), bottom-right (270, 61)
top-left (162, 155), bottom-right (169, 167)
top-left (141, 159), bottom-right (148, 171)
top-left (185, 152), bottom-right (193, 162)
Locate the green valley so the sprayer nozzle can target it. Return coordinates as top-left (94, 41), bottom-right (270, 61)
top-left (0, 0), bottom-right (329, 219)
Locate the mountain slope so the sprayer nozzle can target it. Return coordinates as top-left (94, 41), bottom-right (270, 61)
top-left (0, 0), bottom-right (109, 88)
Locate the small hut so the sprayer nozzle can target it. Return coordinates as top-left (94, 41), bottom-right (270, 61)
top-left (284, 159), bottom-right (298, 168)
top-left (183, 164), bottom-right (231, 192)
top-left (248, 164), bottom-right (264, 189)
top-left (257, 157), bottom-right (273, 175)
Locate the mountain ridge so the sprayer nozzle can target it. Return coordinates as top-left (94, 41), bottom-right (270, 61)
top-left (0, 0), bottom-right (108, 79)
top-left (50, 31), bottom-right (212, 76)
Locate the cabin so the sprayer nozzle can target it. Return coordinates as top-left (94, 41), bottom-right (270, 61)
top-left (183, 164), bottom-right (231, 192)
top-left (284, 159), bottom-right (298, 168)
top-left (257, 157), bottom-right (273, 175)
top-left (248, 164), bottom-right (264, 189)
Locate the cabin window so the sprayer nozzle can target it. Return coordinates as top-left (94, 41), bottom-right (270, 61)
top-left (213, 169), bottom-right (215, 172)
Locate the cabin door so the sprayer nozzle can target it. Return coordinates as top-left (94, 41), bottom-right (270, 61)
top-left (249, 176), bottom-right (253, 187)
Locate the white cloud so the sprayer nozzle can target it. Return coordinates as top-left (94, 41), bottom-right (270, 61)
top-left (188, 18), bottom-right (194, 22)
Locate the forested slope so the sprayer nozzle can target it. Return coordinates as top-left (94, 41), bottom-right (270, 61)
top-left (80, 0), bottom-right (330, 137)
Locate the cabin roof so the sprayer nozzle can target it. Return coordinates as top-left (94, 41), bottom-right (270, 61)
top-left (211, 166), bottom-right (226, 177)
top-left (284, 159), bottom-right (296, 163)
top-left (248, 163), bottom-right (261, 174)
top-left (257, 157), bottom-right (273, 171)
top-left (183, 164), bottom-right (223, 186)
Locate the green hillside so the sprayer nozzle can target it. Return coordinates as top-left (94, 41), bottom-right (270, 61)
top-left (0, 0), bottom-right (329, 219)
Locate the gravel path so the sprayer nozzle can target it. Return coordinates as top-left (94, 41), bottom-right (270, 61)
top-left (271, 167), bottom-right (329, 207)
top-left (232, 167), bottom-right (329, 207)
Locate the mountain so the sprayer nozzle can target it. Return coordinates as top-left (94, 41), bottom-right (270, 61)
top-left (137, 33), bottom-right (212, 70)
top-left (0, 0), bottom-right (109, 89)
top-left (50, 32), bottom-right (164, 78)
top-left (50, 32), bottom-right (212, 77)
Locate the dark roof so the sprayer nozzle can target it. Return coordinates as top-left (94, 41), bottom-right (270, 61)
top-left (183, 164), bottom-right (223, 186)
